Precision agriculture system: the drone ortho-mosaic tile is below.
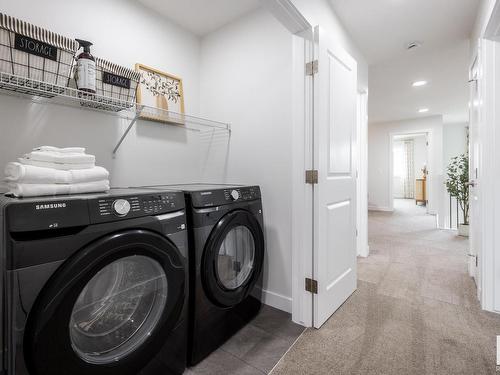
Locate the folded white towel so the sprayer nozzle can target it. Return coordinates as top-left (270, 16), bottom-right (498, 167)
top-left (5, 162), bottom-right (109, 184)
top-left (24, 151), bottom-right (95, 165)
top-left (7, 180), bottom-right (110, 198)
top-left (33, 146), bottom-right (86, 154)
top-left (19, 158), bottom-right (95, 171)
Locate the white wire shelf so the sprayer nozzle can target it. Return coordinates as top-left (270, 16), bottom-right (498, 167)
top-left (0, 72), bottom-right (231, 154)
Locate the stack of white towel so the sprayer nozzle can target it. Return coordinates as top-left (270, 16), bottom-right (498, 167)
top-left (4, 146), bottom-right (110, 198)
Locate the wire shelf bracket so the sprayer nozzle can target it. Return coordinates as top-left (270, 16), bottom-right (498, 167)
top-left (112, 110), bottom-right (142, 156)
top-left (0, 72), bottom-right (231, 155)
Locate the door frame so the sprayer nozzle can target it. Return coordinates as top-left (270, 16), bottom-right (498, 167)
top-left (388, 129), bottom-right (433, 213)
top-left (260, 0), bottom-right (313, 323)
top-left (290, 28), bottom-right (314, 327)
top-left (263, 0), bottom-right (369, 326)
top-left (471, 37), bottom-right (500, 313)
top-left (468, 52), bottom-right (481, 286)
top-left (356, 91), bottom-right (369, 258)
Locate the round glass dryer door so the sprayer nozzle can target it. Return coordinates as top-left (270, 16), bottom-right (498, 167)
top-left (69, 255), bottom-right (168, 364)
top-left (216, 226), bottom-right (255, 290)
top-left (202, 209), bottom-right (265, 307)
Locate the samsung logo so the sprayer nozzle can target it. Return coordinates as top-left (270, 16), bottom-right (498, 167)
top-left (35, 203), bottom-right (67, 210)
top-left (200, 192), bottom-right (212, 196)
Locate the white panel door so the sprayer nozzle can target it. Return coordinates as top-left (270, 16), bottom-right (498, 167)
top-left (469, 56), bottom-right (481, 285)
top-left (313, 26), bottom-right (357, 328)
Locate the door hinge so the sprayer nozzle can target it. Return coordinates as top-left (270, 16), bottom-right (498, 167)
top-left (306, 60), bottom-right (318, 76)
top-left (305, 170), bottom-right (318, 184)
top-left (305, 278), bottom-right (318, 294)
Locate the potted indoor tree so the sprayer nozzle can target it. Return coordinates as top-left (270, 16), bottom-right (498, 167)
top-left (445, 154), bottom-right (470, 236)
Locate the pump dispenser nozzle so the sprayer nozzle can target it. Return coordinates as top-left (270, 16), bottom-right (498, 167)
top-left (75, 38), bottom-right (96, 93)
top-left (76, 39), bottom-right (93, 53)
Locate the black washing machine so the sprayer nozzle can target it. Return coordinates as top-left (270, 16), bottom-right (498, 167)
top-left (141, 184), bottom-right (265, 366)
top-left (0, 188), bottom-right (189, 375)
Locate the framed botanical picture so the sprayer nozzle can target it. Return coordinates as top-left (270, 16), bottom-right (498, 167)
top-left (135, 63), bottom-right (185, 124)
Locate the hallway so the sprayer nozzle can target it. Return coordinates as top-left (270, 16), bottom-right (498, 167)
top-left (272, 199), bottom-right (500, 374)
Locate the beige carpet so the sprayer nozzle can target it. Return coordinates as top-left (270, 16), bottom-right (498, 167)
top-left (271, 200), bottom-right (500, 375)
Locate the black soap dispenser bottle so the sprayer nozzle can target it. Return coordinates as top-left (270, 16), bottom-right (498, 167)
top-left (75, 39), bottom-right (96, 93)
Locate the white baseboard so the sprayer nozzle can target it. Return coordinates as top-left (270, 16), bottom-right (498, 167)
top-left (368, 205), bottom-right (393, 212)
top-left (262, 289), bottom-right (292, 313)
top-left (357, 245), bottom-right (370, 258)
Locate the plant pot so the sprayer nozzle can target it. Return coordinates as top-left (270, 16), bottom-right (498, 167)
top-left (458, 224), bottom-right (469, 237)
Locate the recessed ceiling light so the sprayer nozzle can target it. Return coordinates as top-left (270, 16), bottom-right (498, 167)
top-left (418, 108), bottom-right (429, 113)
top-left (412, 80), bottom-right (428, 87)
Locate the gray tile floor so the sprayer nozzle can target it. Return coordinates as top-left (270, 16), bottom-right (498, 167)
top-left (185, 305), bottom-right (305, 374)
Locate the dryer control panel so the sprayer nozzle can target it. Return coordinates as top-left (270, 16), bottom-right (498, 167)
top-left (191, 186), bottom-right (261, 208)
top-left (90, 192), bottom-right (184, 223)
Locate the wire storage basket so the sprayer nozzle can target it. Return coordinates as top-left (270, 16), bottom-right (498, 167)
top-left (95, 57), bottom-right (140, 106)
top-left (74, 57), bottom-right (140, 112)
top-left (0, 13), bottom-right (78, 96)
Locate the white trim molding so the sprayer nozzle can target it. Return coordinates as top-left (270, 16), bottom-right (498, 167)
top-left (290, 29), bottom-right (314, 328)
top-left (259, 0), bottom-right (311, 34)
top-left (368, 205), bottom-right (393, 212)
top-left (262, 289), bottom-right (293, 313)
top-left (356, 91), bottom-right (369, 258)
top-left (263, 0), bottom-right (314, 328)
top-left (357, 245), bottom-right (370, 258)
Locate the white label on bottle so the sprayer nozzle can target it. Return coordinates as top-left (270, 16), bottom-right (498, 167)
top-left (76, 59), bottom-right (96, 91)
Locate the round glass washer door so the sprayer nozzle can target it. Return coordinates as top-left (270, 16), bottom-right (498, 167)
top-left (69, 255), bottom-right (168, 364)
top-left (216, 225), bottom-right (255, 290)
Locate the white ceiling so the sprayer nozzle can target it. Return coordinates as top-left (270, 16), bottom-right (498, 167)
top-left (330, 0), bottom-right (480, 64)
top-left (329, 0), bottom-right (480, 124)
top-left (369, 40), bottom-right (470, 124)
top-left (137, 0), bottom-right (261, 36)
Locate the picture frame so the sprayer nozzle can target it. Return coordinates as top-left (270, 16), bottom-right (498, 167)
top-left (135, 63), bottom-right (185, 124)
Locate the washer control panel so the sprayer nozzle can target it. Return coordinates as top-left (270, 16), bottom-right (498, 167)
top-left (90, 192), bottom-right (185, 223)
top-left (228, 189), bottom-right (240, 201)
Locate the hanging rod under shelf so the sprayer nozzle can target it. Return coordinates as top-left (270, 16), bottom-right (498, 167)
top-left (112, 106), bottom-right (231, 155)
top-left (0, 72), bottom-right (231, 155)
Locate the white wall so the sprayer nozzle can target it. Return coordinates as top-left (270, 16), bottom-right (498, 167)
top-left (443, 123), bottom-right (468, 167)
top-left (414, 135), bottom-right (427, 179)
top-left (199, 8), bottom-right (294, 311)
top-left (368, 116), bottom-right (443, 218)
top-left (0, 0), bottom-right (206, 188)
